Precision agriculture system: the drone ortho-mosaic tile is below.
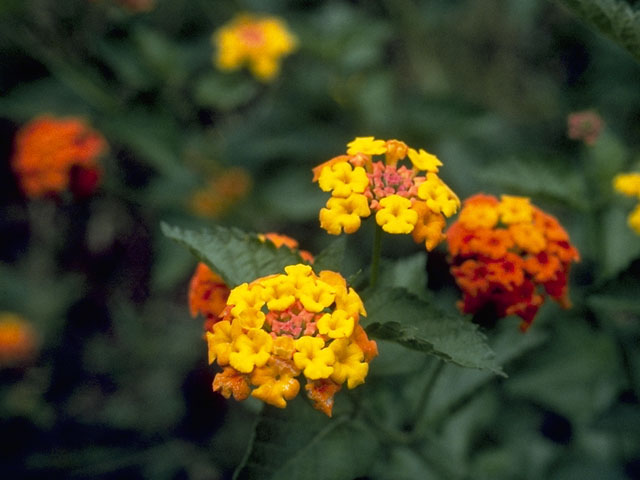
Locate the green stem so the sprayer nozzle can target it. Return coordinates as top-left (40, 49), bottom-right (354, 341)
top-left (410, 359), bottom-right (445, 439)
top-left (370, 224), bottom-right (383, 288)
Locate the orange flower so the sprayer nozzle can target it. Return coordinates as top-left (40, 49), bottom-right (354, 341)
top-left (446, 194), bottom-right (579, 331)
top-left (0, 313), bottom-right (38, 367)
top-left (189, 168), bottom-right (252, 218)
top-left (11, 115), bottom-right (106, 198)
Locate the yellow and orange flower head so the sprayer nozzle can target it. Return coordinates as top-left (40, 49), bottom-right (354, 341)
top-left (313, 137), bottom-right (460, 251)
top-left (0, 313), bottom-right (38, 368)
top-left (613, 172), bottom-right (640, 235)
top-left (11, 115), bottom-right (106, 198)
top-left (446, 194), bottom-right (580, 331)
top-left (206, 264), bottom-right (376, 416)
top-left (213, 13), bottom-right (297, 82)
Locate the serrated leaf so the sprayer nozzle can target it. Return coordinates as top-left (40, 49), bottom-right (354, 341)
top-left (234, 398), bottom-right (378, 480)
top-left (361, 288), bottom-right (504, 375)
top-left (312, 237), bottom-right (347, 273)
top-left (555, 0), bottom-right (640, 63)
top-left (161, 223), bottom-right (303, 287)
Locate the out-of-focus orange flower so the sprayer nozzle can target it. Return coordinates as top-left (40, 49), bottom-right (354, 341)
top-left (11, 115), bottom-right (106, 198)
top-left (567, 110), bottom-right (603, 146)
top-left (0, 313), bottom-right (38, 367)
top-left (447, 194), bottom-right (579, 331)
top-left (189, 168), bottom-right (252, 218)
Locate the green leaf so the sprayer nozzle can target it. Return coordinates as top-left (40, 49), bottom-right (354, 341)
top-left (160, 223), bottom-right (303, 287)
top-left (554, 0), bottom-right (640, 63)
top-left (600, 204), bottom-right (640, 280)
top-left (234, 398), bottom-right (379, 480)
top-left (312, 237), bottom-right (347, 273)
top-left (194, 73), bottom-right (259, 111)
top-left (361, 288), bottom-right (504, 375)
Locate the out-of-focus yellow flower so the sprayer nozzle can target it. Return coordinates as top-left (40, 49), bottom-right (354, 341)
top-left (213, 13), bottom-right (297, 82)
top-left (614, 173), bottom-right (640, 199)
top-left (0, 313), bottom-right (38, 367)
top-left (498, 195), bottom-right (534, 224)
top-left (314, 137), bottom-right (459, 251)
top-left (208, 264), bottom-right (376, 416)
top-left (628, 203), bottom-right (640, 234)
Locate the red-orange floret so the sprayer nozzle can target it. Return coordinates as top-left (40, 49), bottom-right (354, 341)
top-left (11, 115), bottom-right (106, 198)
top-left (189, 262), bottom-right (231, 330)
top-left (446, 194), bottom-right (579, 331)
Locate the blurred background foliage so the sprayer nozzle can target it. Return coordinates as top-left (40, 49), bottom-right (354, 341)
top-left (0, 0), bottom-right (639, 479)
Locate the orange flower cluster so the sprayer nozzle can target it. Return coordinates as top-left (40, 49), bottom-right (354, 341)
top-left (446, 194), bottom-right (580, 331)
top-left (189, 233), bottom-right (313, 331)
top-left (11, 115), bottom-right (106, 198)
top-left (0, 313), bottom-right (38, 367)
top-left (189, 168), bottom-right (252, 218)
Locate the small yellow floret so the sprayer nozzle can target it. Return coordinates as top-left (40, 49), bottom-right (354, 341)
top-left (375, 194), bottom-right (419, 234)
top-left (318, 161), bottom-right (369, 198)
top-left (206, 320), bottom-right (239, 366)
top-left (293, 336), bottom-right (335, 380)
top-left (458, 202), bottom-right (499, 230)
top-left (407, 148), bottom-right (443, 172)
top-left (417, 173), bottom-right (460, 217)
top-left (250, 359), bottom-right (300, 408)
top-left (498, 195), bottom-right (534, 224)
top-left (329, 339), bottom-right (369, 389)
top-left (317, 310), bottom-right (355, 339)
top-left (319, 193), bottom-right (371, 235)
top-left (346, 137), bottom-right (387, 156)
top-left (229, 328), bottom-right (273, 373)
top-left (298, 280), bottom-right (336, 313)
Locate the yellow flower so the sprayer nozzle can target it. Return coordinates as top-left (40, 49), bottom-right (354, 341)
top-left (628, 203), bottom-right (640, 234)
top-left (509, 223), bottom-right (547, 254)
top-left (417, 173), bottom-right (460, 217)
top-left (317, 310), bottom-right (355, 339)
top-left (206, 320), bottom-right (241, 366)
top-left (329, 339), bottom-right (369, 389)
top-left (319, 193), bottom-right (371, 234)
top-left (614, 173), bottom-right (640, 198)
top-left (318, 161), bottom-right (369, 198)
top-left (229, 328), bottom-right (273, 373)
top-left (458, 201), bottom-right (499, 230)
top-left (298, 279), bottom-right (336, 313)
top-left (346, 137), bottom-right (387, 156)
top-left (213, 13), bottom-right (297, 82)
top-left (251, 358), bottom-right (300, 408)
top-left (411, 201), bottom-right (447, 251)
top-left (375, 194), bottom-right (419, 234)
top-left (262, 275), bottom-right (296, 311)
top-left (407, 148), bottom-right (442, 172)
top-left (498, 195), bottom-right (533, 224)
top-left (293, 336), bottom-right (335, 380)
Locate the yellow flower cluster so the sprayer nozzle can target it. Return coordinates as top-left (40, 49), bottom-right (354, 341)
top-left (613, 173), bottom-right (640, 234)
top-left (213, 13), bottom-right (297, 82)
top-left (207, 264), bottom-right (377, 416)
top-left (313, 137), bottom-right (460, 251)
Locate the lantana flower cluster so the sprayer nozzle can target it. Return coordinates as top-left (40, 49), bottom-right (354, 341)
top-left (213, 13), bottom-right (297, 82)
top-left (205, 264), bottom-right (377, 416)
top-left (11, 115), bottom-right (106, 198)
top-left (447, 194), bottom-right (580, 331)
top-left (313, 137), bottom-right (460, 251)
top-left (613, 172), bottom-right (640, 235)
